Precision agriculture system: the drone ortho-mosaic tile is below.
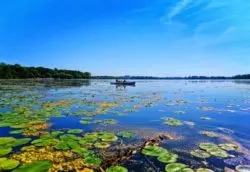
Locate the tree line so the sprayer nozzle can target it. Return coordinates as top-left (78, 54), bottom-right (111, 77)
top-left (0, 63), bottom-right (91, 79)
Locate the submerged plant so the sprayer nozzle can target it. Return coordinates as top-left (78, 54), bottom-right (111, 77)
top-left (196, 168), bottom-right (214, 172)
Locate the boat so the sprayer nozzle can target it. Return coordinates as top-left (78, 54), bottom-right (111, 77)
top-left (110, 81), bottom-right (136, 86)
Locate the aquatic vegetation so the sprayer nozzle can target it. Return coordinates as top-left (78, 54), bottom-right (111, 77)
top-left (200, 131), bottom-right (218, 137)
top-left (199, 143), bottom-right (229, 158)
top-left (196, 168), bottom-right (214, 172)
top-left (219, 143), bottom-right (238, 151)
top-left (165, 163), bottom-right (191, 172)
top-left (98, 132), bottom-right (118, 142)
top-left (0, 147), bottom-right (12, 157)
top-left (163, 118), bottom-right (183, 126)
top-left (99, 102), bottom-right (117, 108)
top-left (157, 152), bottom-right (178, 163)
top-left (68, 129), bottom-right (83, 134)
top-left (94, 142), bottom-right (110, 149)
top-left (106, 165), bottom-right (128, 172)
top-left (0, 158), bottom-right (20, 170)
top-left (190, 149), bottom-right (211, 158)
top-left (12, 160), bottom-right (52, 172)
top-left (235, 165), bottom-right (250, 172)
top-left (117, 131), bottom-right (136, 138)
top-left (142, 145), bottom-right (167, 156)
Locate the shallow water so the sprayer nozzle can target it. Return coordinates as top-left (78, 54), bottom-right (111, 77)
top-left (0, 79), bottom-right (250, 171)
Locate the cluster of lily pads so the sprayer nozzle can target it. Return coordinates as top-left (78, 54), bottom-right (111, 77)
top-left (162, 117), bottom-right (195, 127)
top-left (141, 144), bottom-right (214, 172)
top-left (191, 142), bottom-right (238, 159)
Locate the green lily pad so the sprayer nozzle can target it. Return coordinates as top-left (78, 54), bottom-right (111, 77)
top-left (55, 141), bottom-right (71, 150)
top-left (10, 130), bottom-right (23, 134)
top-left (165, 163), bottom-right (188, 172)
top-left (95, 142), bottom-right (110, 149)
top-left (98, 132), bottom-right (118, 142)
top-left (164, 118), bottom-right (183, 126)
top-left (0, 147), bottom-right (12, 157)
top-left (12, 160), bottom-right (52, 172)
top-left (196, 168), bottom-right (214, 172)
top-left (190, 149), bottom-right (211, 158)
top-left (84, 156), bottom-right (102, 166)
top-left (219, 143), bottom-right (238, 151)
top-left (142, 145), bottom-right (167, 157)
top-left (157, 152), bottom-right (178, 163)
top-left (199, 143), bottom-right (218, 151)
top-left (117, 131), bottom-right (136, 138)
top-left (0, 137), bottom-right (16, 146)
top-left (208, 147), bottom-right (228, 158)
top-left (0, 159), bottom-right (20, 170)
top-left (106, 165), bottom-right (128, 172)
top-left (7, 138), bottom-right (31, 147)
top-left (67, 129), bottom-right (83, 134)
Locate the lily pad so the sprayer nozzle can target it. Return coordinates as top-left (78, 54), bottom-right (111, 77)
top-left (12, 160), bottom-right (52, 172)
top-left (164, 118), bottom-right (183, 126)
top-left (106, 165), bottom-right (128, 172)
top-left (157, 152), bottom-right (178, 163)
top-left (10, 130), bottom-right (23, 134)
top-left (98, 132), bottom-right (118, 142)
top-left (199, 143), bottom-right (218, 151)
top-left (200, 131), bottom-right (218, 137)
top-left (142, 145), bottom-right (167, 157)
top-left (0, 147), bottom-right (12, 157)
top-left (84, 156), bottom-right (102, 166)
top-left (7, 138), bottom-right (31, 147)
top-left (219, 143), bottom-right (238, 151)
top-left (94, 142), bottom-right (110, 149)
top-left (196, 168), bottom-right (214, 172)
top-left (165, 163), bottom-right (188, 172)
top-left (0, 159), bottom-right (20, 170)
top-left (67, 129), bottom-right (83, 134)
top-left (190, 149), bottom-right (211, 158)
top-left (208, 147), bottom-right (229, 158)
top-left (0, 137), bottom-right (16, 146)
top-left (235, 165), bottom-right (250, 172)
top-left (117, 131), bottom-right (136, 138)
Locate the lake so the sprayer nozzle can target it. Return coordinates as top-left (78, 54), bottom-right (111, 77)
top-left (0, 79), bottom-right (250, 172)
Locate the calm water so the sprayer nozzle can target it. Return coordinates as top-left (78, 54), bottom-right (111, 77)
top-left (0, 79), bottom-right (250, 171)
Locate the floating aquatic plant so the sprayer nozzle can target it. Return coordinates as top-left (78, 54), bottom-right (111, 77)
top-left (190, 149), bottom-right (211, 158)
top-left (94, 142), bottom-right (110, 149)
top-left (0, 147), bottom-right (12, 157)
top-left (200, 131), bottom-right (218, 137)
top-left (142, 145), bottom-right (167, 157)
top-left (218, 143), bottom-right (238, 151)
top-left (0, 158), bottom-right (20, 171)
top-left (12, 160), bottom-right (52, 172)
top-left (106, 165), bottom-right (128, 172)
top-left (157, 152), bottom-right (178, 163)
top-left (196, 168), bottom-right (214, 172)
top-left (117, 131), bottom-right (136, 138)
top-left (165, 163), bottom-right (192, 172)
top-left (67, 129), bottom-right (83, 134)
top-left (235, 165), bottom-right (250, 172)
top-left (199, 142), bottom-right (229, 158)
top-left (163, 118), bottom-right (183, 126)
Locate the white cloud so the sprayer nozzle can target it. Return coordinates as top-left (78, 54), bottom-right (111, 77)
top-left (168, 0), bottom-right (193, 21)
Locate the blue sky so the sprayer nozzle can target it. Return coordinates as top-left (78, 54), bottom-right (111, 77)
top-left (0, 0), bottom-right (249, 76)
